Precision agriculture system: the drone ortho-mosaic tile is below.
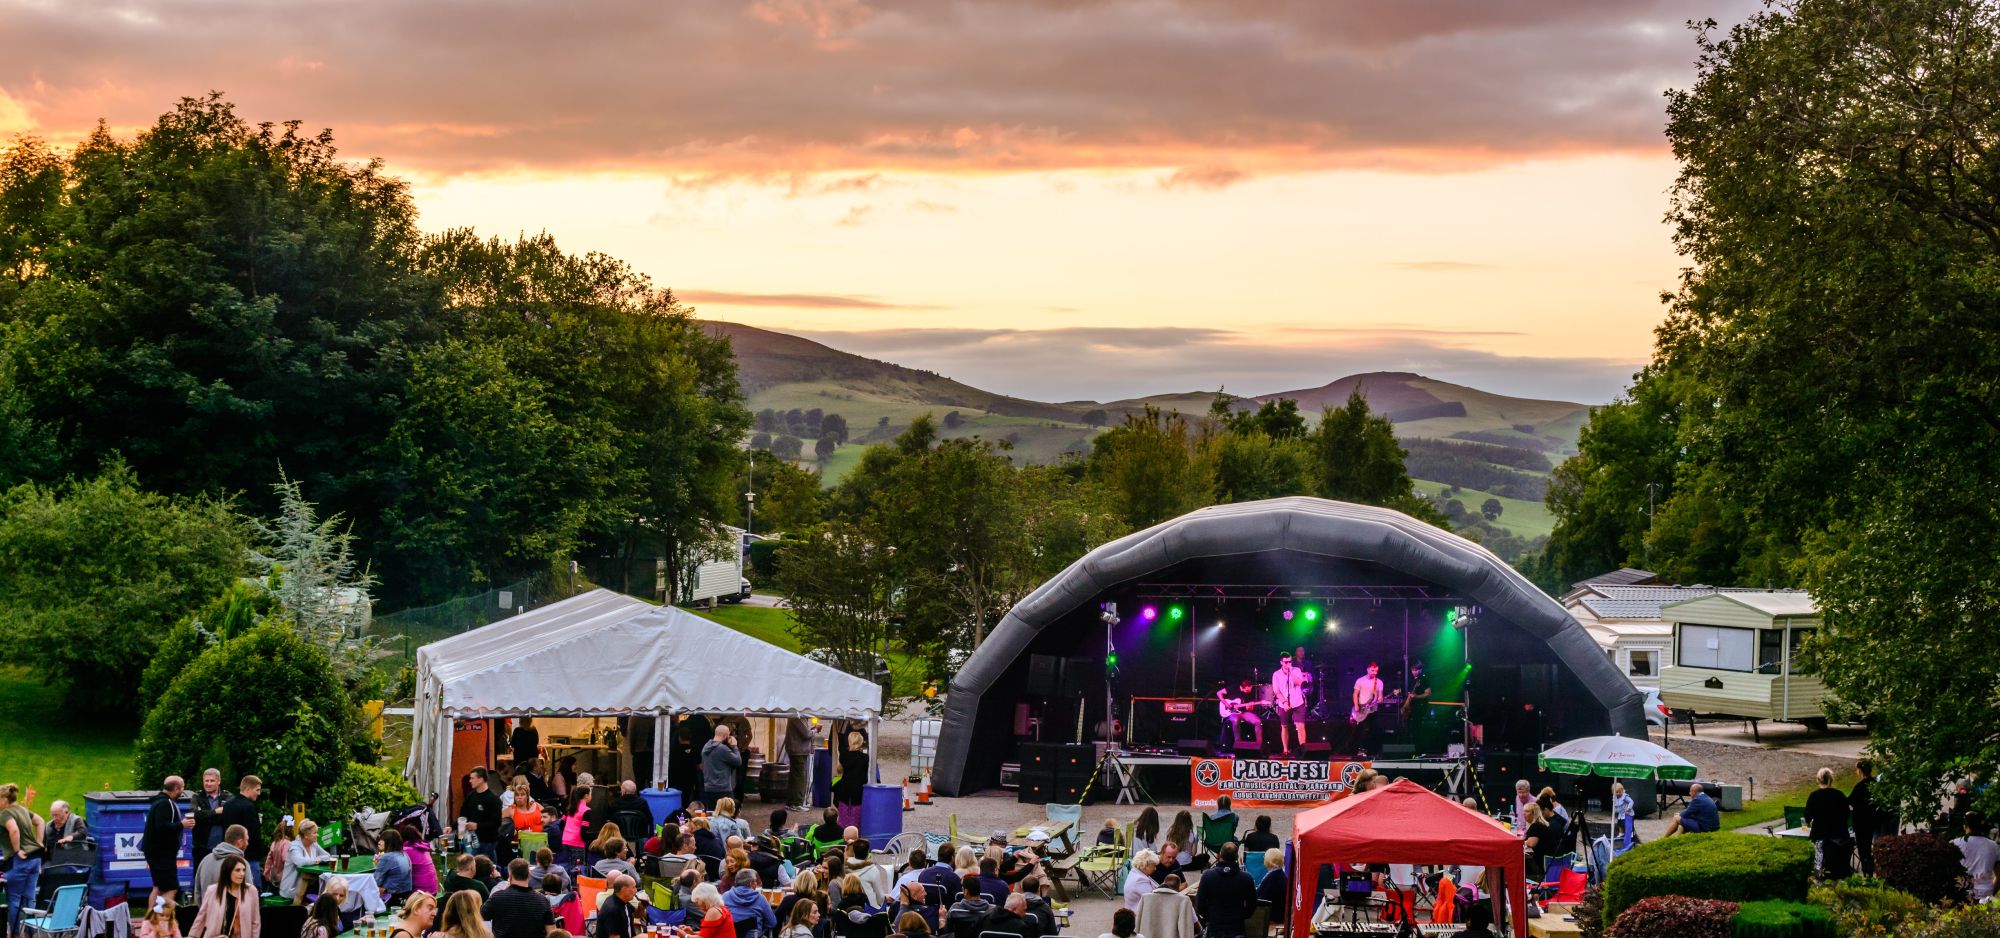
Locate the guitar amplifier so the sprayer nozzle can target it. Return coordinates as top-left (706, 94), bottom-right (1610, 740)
top-left (1129, 697), bottom-right (1216, 748)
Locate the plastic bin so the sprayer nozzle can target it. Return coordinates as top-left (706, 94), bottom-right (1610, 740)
top-left (858, 783), bottom-right (903, 850)
top-left (640, 787), bottom-right (683, 827)
top-left (85, 790), bottom-right (192, 900)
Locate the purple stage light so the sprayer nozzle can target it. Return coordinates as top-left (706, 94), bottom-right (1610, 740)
top-left (1282, 610), bottom-right (1295, 621)
top-left (1141, 605), bottom-right (1158, 621)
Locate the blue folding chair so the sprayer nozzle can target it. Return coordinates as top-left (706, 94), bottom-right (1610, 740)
top-left (1615, 814), bottom-right (1638, 855)
top-left (23, 883), bottom-right (87, 938)
top-left (1244, 849), bottom-right (1267, 885)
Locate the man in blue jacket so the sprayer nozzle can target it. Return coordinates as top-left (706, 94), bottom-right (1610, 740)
top-left (722, 869), bottom-right (778, 938)
top-left (1665, 783), bottom-right (1721, 836)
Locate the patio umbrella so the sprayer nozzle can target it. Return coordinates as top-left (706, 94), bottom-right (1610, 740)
top-left (1538, 734), bottom-right (1698, 780)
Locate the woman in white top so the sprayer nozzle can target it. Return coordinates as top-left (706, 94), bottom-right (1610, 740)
top-left (282, 820), bottom-right (335, 901)
top-left (1122, 850), bottom-right (1160, 912)
top-left (1098, 907), bottom-right (1143, 938)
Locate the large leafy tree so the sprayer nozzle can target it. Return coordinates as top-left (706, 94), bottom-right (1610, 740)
top-left (0, 96), bottom-right (437, 515)
top-left (732, 448), bottom-right (826, 535)
top-left (0, 463), bottom-right (248, 715)
top-left (773, 523), bottom-right (894, 679)
top-left (1088, 406), bottom-right (1216, 528)
top-left (1545, 0), bottom-right (2000, 815)
top-left (415, 231), bottom-right (749, 601)
top-left (372, 339), bottom-right (613, 597)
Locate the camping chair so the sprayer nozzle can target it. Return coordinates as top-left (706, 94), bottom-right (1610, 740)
top-left (22, 883), bottom-right (87, 938)
top-left (1247, 904), bottom-right (1272, 938)
top-left (809, 826), bottom-right (847, 858)
top-left (1616, 814), bottom-right (1637, 854)
top-left (1587, 836), bottom-right (1613, 885)
top-left (656, 855), bottom-right (692, 880)
top-left (1553, 865), bottom-right (1589, 904)
top-left (1528, 855), bottom-right (1571, 902)
top-left (1199, 813), bottom-right (1238, 855)
top-left (1244, 849), bottom-right (1267, 885)
top-left (1068, 838), bottom-right (1128, 899)
top-left (577, 875), bottom-right (608, 918)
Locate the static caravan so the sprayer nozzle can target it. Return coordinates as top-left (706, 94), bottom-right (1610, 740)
top-left (1656, 591), bottom-right (1829, 731)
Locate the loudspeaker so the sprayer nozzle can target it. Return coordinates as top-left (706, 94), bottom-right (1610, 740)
top-left (1051, 779), bottom-right (1089, 805)
top-left (1018, 777), bottom-right (1053, 805)
top-left (1060, 656), bottom-right (1094, 697)
top-left (1027, 654), bottom-right (1063, 697)
top-left (1020, 742), bottom-right (1091, 781)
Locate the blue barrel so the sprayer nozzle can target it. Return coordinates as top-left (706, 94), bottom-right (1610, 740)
top-left (640, 787), bottom-right (683, 827)
top-left (812, 749), bottom-right (833, 808)
top-left (85, 790), bottom-right (192, 899)
top-left (859, 783), bottom-right (902, 849)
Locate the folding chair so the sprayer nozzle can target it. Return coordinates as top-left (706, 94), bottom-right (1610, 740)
top-left (577, 876), bottom-right (608, 917)
top-left (23, 883), bottom-right (88, 938)
top-left (1528, 854), bottom-right (1571, 902)
top-left (1587, 836), bottom-right (1613, 885)
top-left (1553, 865), bottom-right (1589, 904)
top-left (1199, 813), bottom-right (1238, 855)
top-left (1244, 850), bottom-right (1267, 885)
top-left (1616, 814), bottom-right (1638, 853)
top-left (1069, 839), bottom-right (1128, 899)
top-left (656, 855), bottom-right (691, 880)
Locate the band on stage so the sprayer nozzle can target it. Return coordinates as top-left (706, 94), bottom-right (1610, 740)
top-left (1212, 648), bottom-right (1440, 759)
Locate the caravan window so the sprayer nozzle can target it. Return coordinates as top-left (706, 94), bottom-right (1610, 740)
top-left (1677, 625), bottom-right (1756, 672)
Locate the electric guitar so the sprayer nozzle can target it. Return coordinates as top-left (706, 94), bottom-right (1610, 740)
top-left (1401, 685), bottom-right (1432, 719)
top-left (1350, 687), bottom-right (1403, 724)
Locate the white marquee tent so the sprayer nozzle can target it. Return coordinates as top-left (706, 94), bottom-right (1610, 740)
top-left (406, 588), bottom-right (882, 803)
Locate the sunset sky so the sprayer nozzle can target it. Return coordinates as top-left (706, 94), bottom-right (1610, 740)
top-left (0, 0), bottom-right (1759, 403)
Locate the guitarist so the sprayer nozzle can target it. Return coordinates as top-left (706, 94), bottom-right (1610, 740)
top-left (1401, 661), bottom-right (1433, 721)
top-left (1216, 679), bottom-right (1263, 752)
top-left (1349, 662), bottom-right (1387, 758)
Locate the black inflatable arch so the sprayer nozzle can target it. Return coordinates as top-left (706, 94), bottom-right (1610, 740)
top-left (931, 497), bottom-right (1644, 795)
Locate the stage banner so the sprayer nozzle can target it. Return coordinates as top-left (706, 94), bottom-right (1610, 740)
top-left (1189, 757), bottom-right (1372, 809)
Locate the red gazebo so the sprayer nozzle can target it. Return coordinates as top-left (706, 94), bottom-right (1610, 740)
top-left (1288, 778), bottom-right (1531, 938)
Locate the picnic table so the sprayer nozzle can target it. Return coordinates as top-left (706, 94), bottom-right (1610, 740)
top-left (1010, 821), bottom-right (1075, 854)
top-left (1529, 902), bottom-right (1585, 937)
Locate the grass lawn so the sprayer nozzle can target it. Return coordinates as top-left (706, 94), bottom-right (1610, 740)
top-left (0, 666), bottom-right (138, 810)
top-left (688, 604), bottom-right (926, 698)
top-left (1727, 769), bottom-right (1861, 831)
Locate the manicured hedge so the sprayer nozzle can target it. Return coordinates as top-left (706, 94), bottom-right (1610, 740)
top-left (1602, 833), bottom-right (1814, 926)
top-left (1730, 900), bottom-right (1835, 938)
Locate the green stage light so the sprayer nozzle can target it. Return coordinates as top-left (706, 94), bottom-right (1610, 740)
top-left (1168, 605), bottom-right (1185, 621)
top-left (1303, 607), bottom-right (1319, 622)
top-left (1107, 650), bottom-right (1119, 667)
top-left (1444, 607), bottom-right (1460, 629)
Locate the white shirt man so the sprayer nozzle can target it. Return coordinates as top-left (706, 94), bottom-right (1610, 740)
top-left (1270, 654), bottom-right (1310, 756)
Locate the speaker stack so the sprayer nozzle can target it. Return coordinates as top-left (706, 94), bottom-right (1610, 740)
top-left (1017, 742), bottom-right (1096, 805)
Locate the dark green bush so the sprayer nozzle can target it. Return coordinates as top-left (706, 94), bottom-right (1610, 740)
top-left (134, 625), bottom-right (354, 809)
top-left (1806, 878), bottom-right (1927, 937)
top-left (308, 762), bottom-right (421, 829)
top-left (1873, 833), bottom-right (1971, 905)
top-left (1611, 896), bottom-right (1739, 938)
top-left (1730, 900), bottom-right (1834, 938)
top-left (1576, 884), bottom-right (1607, 938)
top-left (1603, 834), bottom-right (1813, 926)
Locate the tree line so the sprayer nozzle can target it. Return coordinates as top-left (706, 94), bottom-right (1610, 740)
top-left (770, 391), bottom-right (1446, 680)
top-left (0, 95), bottom-right (747, 614)
top-left (1524, 0), bottom-right (2000, 818)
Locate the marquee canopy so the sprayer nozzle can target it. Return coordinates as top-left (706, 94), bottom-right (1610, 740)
top-left (406, 589), bottom-right (881, 802)
top-left (1290, 779), bottom-right (1530, 938)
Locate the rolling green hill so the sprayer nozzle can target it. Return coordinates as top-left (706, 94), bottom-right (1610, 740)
top-left (707, 322), bottom-right (1589, 499)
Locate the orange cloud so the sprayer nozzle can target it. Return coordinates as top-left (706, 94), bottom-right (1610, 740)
top-left (0, 1), bottom-right (1752, 179)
